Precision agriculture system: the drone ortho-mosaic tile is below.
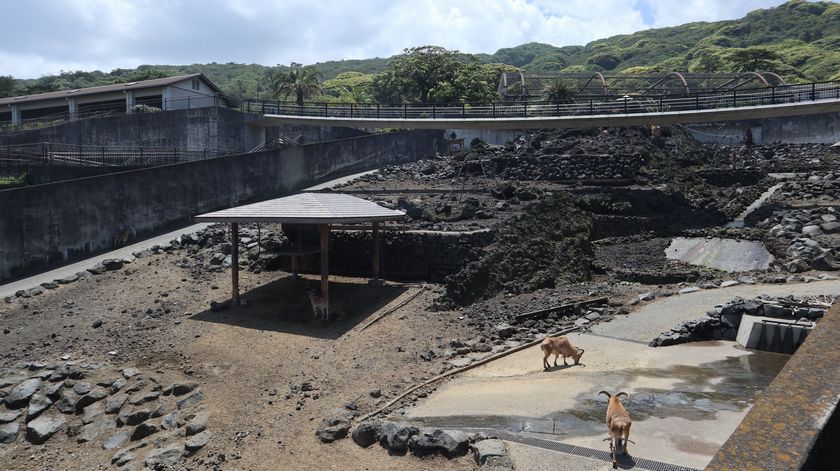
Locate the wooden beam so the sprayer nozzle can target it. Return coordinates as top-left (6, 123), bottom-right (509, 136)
top-left (371, 222), bottom-right (380, 279)
top-left (320, 223), bottom-right (330, 319)
top-left (231, 222), bottom-right (240, 305)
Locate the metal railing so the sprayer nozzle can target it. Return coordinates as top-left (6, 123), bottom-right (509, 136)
top-left (0, 142), bottom-right (232, 168)
top-left (0, 94), bottom-right (229, 133)
top-left (240, 80), bottom-right (840, 121)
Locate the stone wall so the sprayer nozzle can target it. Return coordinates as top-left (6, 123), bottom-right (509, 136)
top-left (0, 130), bottom-right (446, 281)
top-left (686, 112), bottom-right (840, 145)
top-left (289, 229), bottom-right (494, 281)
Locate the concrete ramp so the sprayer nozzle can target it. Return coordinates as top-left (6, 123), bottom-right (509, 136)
top-left (666, 237), bottom-right (772, 272)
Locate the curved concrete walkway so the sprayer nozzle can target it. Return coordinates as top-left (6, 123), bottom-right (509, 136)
top-left (592, 279), bottom-right (840, 343)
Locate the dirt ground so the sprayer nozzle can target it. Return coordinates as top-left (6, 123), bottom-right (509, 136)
top-left (0, 253), bottom-right (477, 470)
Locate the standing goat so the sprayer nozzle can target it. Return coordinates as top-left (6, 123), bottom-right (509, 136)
top-left (540, 336), bottom-right (584, 369)
top-left (598, 390), bottom-right (632, 469)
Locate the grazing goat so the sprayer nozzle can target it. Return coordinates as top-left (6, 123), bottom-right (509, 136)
top-left (540, 336), bottom-right (584, 369)
top-left (307, 288), bottom-right (329, 320)
top-left (598, 390), bottom-right (632, 469)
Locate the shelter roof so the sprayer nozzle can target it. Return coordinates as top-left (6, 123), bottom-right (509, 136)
top-left (194, 192), bottom-right (406, 224)
top-left (0, 73), bottom-right (224, 106)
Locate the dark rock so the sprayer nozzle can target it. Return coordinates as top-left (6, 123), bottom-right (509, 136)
top-left (105, 393), bottom-right (128, 414)
top-left (77, 416), bottom-right (116, 443)
top-left (102, 430), bottom-right (131, 450)
top-left (352, 422), bottom-right (381, 448)
top-left (185, 431), bottom-right (212, 452)
top-left (55, 389), bottom-right (80, 414)
top-left (55, 274), bottom-right (79, 285)
top-left (176, 389), bottom-right (205, 409)
top-left (144, 445), bottom-right (183, 468)
top-left (26, 393), bottom-right (53, 420)
top-left (166, 382), bottom-right (198, 396)
top-left (26, 412), bottom-right (67, 444)
top-left (408, 428), bottom-right (470, 457)
top-left (131, 421), bottom-right (158, 441)
top-left (0, 410), bottom-right (22, 423)
top-left (128, 390), bottom-right (160, 406)
top-left (160, 412), bottom-right (178, 430)
top-left (112, 449), bottom-right (136, 466)
top-left (473, 438), bottom-right (511, 466)
top-left (186, 412), bottom-right (209, 436)
top-left (0, 421), bottom-right (20, 444)
top-left (102, 259), bottom-right (124, 271)
top-left (73, 381), bottom-right (92, 395)
top-left (122, 368), bottom-right (140, 379)
top-left (369, 388), bottom-right (382, 398)
top-left (76, 388), bottom-right (109, 410)
top-left (495, 324), bottom-right (515, 339)
top-left (379, 421), bottom-right (419, 451)
top-left (812, 253), bottom-right (840, 271)
top-left (81, 401), bottom-right (106, 424)
top-left (122, 409), bottom-right (151, 427)
top-left (5, 378), bottom-right (42, 408)
top-left (315, 415), bottom-right (351, 443)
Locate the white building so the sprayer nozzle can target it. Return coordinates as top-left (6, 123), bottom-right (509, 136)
top-left (0, 73), bottom-right (231, 125)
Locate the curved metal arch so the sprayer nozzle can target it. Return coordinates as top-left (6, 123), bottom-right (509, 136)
top-left (639, 71), bottom-right (690, 96)
top-left (713, 72), bottom-right (771, 91)
top-left (518, 72), bottom-right (527, 96)
top-left (578, 72), bottom-right (608, 95)
top-left (760, 71), bottom-right (787, 86)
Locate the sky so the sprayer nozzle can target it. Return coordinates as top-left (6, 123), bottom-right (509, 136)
top-left (0, 0), bottom-right (793, 79)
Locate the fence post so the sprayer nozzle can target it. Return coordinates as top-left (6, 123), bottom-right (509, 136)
top-left (771, 86), bottom-right (776, 104)
top-left (492, 102), bottom-right (496, 118)
top-left (811, 83), bottom-right (816, 101)
top-left (377, 104), bottom-right (380, 119)
top-left (462, 103), bottom-right (465, 119)
top-left (589, 99), bottom-right (593, 114)
top-left (696, 93), bottom-right (700, 109)
top-left (187, 96), bottom-right (191, 110)
top-left (523, 102), bottom-right (527, 117)
top-left (733, 90), bottom-right (737, 108)
top-left (623, 97), bottom-right (628, 113)
top-left (404, 104), bottom-right (407, 119)
top-left (659, 95), bottom-right (663, 112)
top-left (325, 103), bottom-right (328, 117)
top-left (432, 104), bottom-right (436, 119)
top-left (350, 103), bottom-right (354, 118)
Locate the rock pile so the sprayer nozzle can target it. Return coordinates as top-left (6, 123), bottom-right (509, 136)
top-left (757, 204), bottom-right (840, 272)
top-left (0, 361), bottom-right (209, 469)
top-left (649, 295), bottom-right (832, 347)
top-left (350, 420), bottom-right (512, 468)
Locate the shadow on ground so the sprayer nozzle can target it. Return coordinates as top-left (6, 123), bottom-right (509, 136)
top-left (190, 275), bottom-right (407, 340)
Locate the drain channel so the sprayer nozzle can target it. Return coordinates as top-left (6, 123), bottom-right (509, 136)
top-left (463, 428), bottom-right (702, 471)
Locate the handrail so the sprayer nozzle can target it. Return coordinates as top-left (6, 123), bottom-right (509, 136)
top-left (242, 80), bottom-right (840, 121)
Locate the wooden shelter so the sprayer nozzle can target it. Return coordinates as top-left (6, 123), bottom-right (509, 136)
top-left (194, 192), bottom-right (405, 318)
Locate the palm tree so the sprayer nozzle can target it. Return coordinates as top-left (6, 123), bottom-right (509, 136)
top-left (271, 66), bottom-right (322, 105)
top-left (542, 78), bottom-right (576, 103)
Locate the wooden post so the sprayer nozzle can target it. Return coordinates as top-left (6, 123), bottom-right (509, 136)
top-left (371, 222), bottom-right (380, 279)
top-left (320, 224), bottom-right (330, 319)
top-left (291, 255), bottom-right (298, 277)
top-left (231, 222), bottom-right (240, 305)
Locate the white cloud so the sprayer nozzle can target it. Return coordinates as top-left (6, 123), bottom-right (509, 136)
top-left (0, 0), bottom-right (788, 78)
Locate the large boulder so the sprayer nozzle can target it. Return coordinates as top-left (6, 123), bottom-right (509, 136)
top-left (315, 414), bottom-right (351, 443)
top-left (379, 421), bottom-right (419, 451)
top-left (5, 378), bottom-right (42, 408)
top-left (473, 438), bottom-right (513, 469)
top-left (352, 422), bottom-right (381, 448)
top-left (0, 421), bottom-right (20, 444)
top-left (408, 428), bottom-right (471, 457)
top-left (26, 412), bottom-right (67, 444)
top-left (144, 445), bottom-right (183, 468)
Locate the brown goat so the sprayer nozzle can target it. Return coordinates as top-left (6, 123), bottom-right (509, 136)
top-left (598, 390), bottom-right (632, 469)
top-left (540, 336), bottom-right (584, 369)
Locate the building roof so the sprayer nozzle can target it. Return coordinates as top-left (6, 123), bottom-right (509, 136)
top-left (194, 192), bottom-right (406, 224)
top-left (0, 73), bottom-right (224, 106)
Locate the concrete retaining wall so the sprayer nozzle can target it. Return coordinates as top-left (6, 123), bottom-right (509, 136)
top-left (0, 130), bottom-right (446, 281)
top-left (446, 128), bottom-right (523, 145)
top-left (687, 112), bottom-right (840, 145)
top-left (0, 107), bottom-right (264, 152)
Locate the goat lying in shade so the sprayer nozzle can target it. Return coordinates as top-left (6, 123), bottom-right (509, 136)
top-left (598, 390), bottom-right (632, 469)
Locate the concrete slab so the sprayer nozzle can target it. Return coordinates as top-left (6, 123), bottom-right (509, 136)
top-left (505, 441), bottom-right (605, 471)
top-left (665, 237), bottom-right (773, 272)
top-left (405, 333), bottom-right (789, 470)
top-left (592, 280), bottom-right (840, 343)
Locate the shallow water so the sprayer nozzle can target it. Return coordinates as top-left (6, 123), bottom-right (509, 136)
top-left (410, 348), bottom-right (789, 439)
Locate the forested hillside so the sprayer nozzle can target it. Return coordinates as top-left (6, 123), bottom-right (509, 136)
top-left (1, 0), bottom-right (837, 101)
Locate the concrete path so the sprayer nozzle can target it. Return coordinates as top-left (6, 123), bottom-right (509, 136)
top-left (405, 333), bottom-right (787, 470)
top-left (0, 170), bottom-right (376, 299)
top-left (592, 279), bottom-right (840, 343)
top-left (665, 238), bottom-right (773, 272)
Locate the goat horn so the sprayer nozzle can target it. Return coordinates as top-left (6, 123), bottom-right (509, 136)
top-left (616, 391), bottom-right (629, 399)
top-left (598, 390), bottom-right (611, 398)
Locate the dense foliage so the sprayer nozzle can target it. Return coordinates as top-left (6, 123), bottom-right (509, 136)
top-left (2, 1), bottom-right (838, 101)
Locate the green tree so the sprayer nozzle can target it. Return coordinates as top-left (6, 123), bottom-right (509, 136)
top-left (0, 75), bottom-right (16, 97)
top-left (724, 47), bottom-right (781, 72)
top-left (690, 52), bottom-right (724, 72)
top-left (390, 46), bottom-right (461, 102)
top-left (542, 78), bottom-right (576, 103)
top-left (370, 71), bottom-right (404, 104)
top-left (270, 65), bottom-right (322, 105)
